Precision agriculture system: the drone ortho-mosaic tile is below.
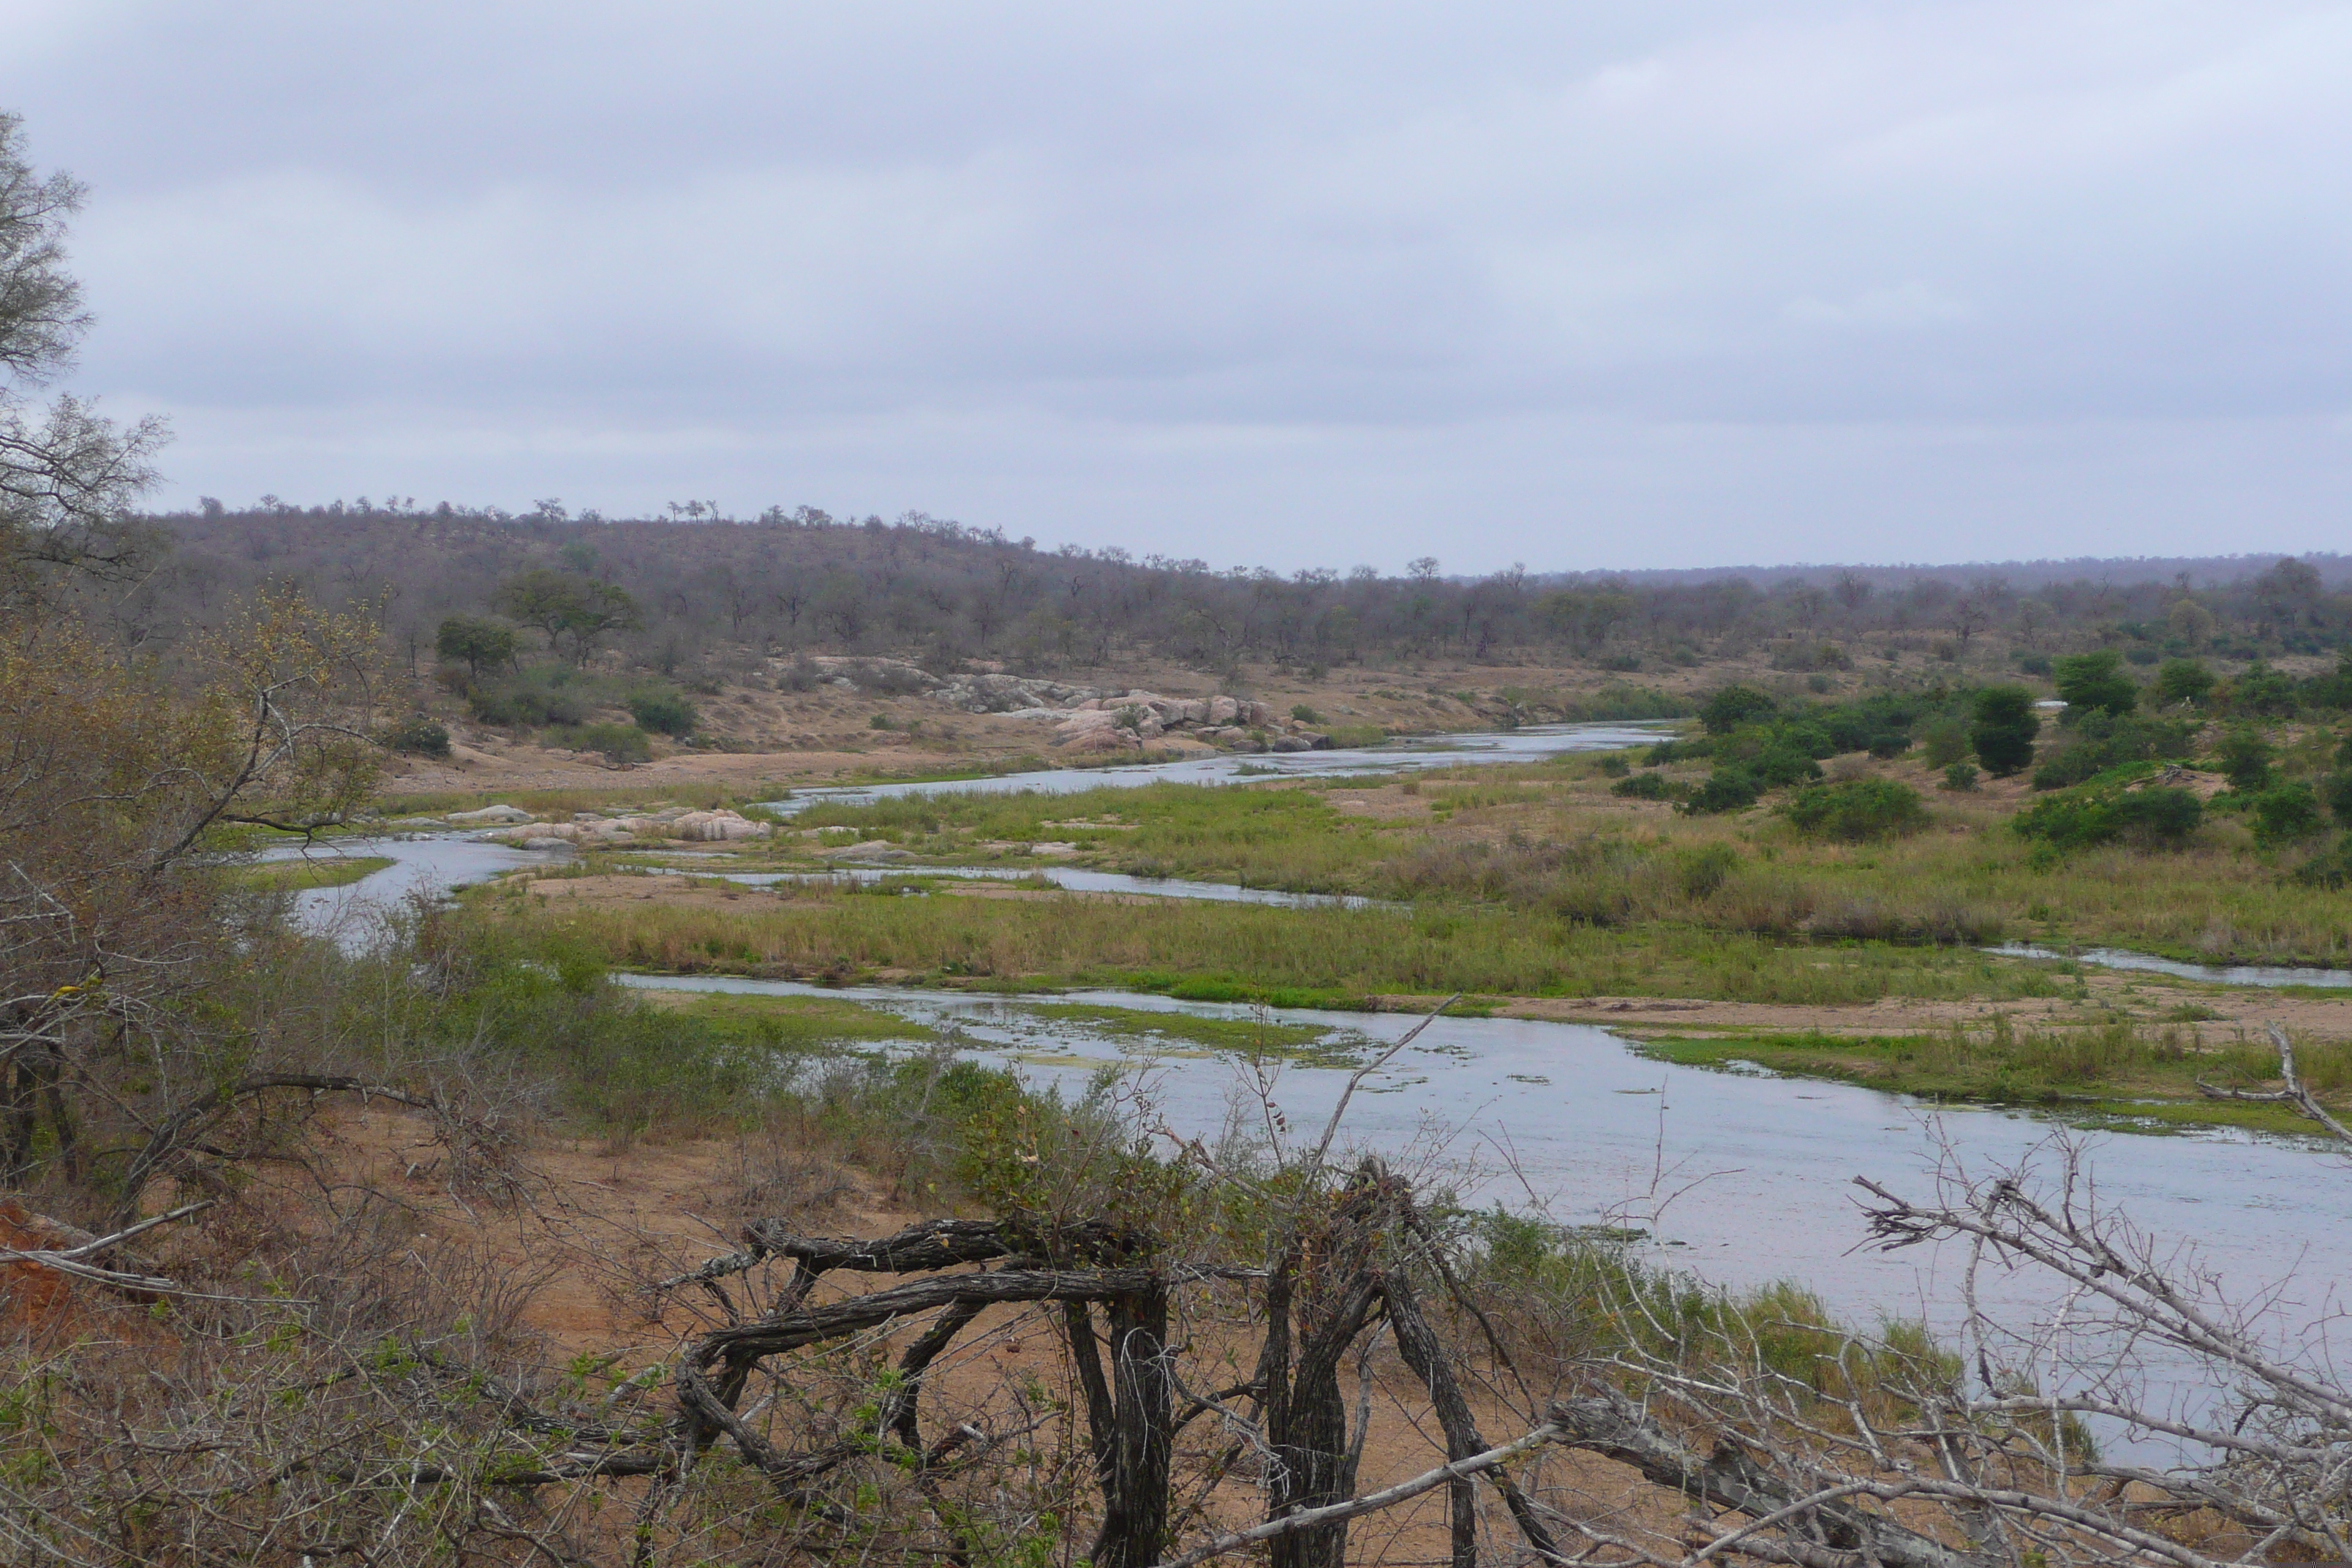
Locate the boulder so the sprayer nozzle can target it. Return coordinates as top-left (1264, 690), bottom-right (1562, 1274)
top-left (1294, 730), bottom-right (1333, 750)
top-left (1207, 695), bottom-right (1240, 725)
top-left (671, 810), bottom-right (768, 843)
top-left (521, 837), bottom-right (574, 853)
top-left (1270, 735), bottom-right (1313, 753)
top-left (1060, 726), bottom-right (1139, 755)
top-left (1241, 700), bottom-right (1278, 728)
top-left (450, 804), bottom-right (533, 825)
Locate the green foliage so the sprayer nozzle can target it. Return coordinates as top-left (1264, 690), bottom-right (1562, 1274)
top-left (1699, 685), bottom-right (1778, 735)
top-left (2293, 834), bottom-right (2352, 890)
top-left (433, 615), bottom-right (518, 678)
top-left (2326, 772), bottom-right (2352, 823)
top-left (1290, 704), bottom-right (1322, 723)
top-left (2153, 658), bottom-right (2214, 707)
top-left (380, 714), bottom-right (451, 758)
top-left (2030, 713), bottom-right (2199, 791)
top-left (2250, 783), bottom-right (2324, 848)
top-left (1610, 772), bottom-right (1684, 802)
top-left (2013, 652), bottom-right (2054, 676)
top-left (1679, 769), bottom-right (1763, 815)
top-left (2013, 783), bottom-right (2201, 854)
top-left (2216, 726), bottom-right (2274, 792)
top-left (466, 663), bottom-right (603, 727)
top-left (553, 722), bottom-right (652, 765)
top-left (492, 568), bottom-right (644, 664)
top-left (1942, 762), bottom-right (1978, 792)
top-left (625, 686), bottom-right (698, 736)
top-left (1781, 778), bottom-right (1928, 843)
top-left (2052, 651), bottom-right (2136, 721)
top-left (1918, 717), bottom-right (1972, 769)
top-left (2221, 659), bottom-right (2298, 717)
top-left (1971, 686), bottom-right (2040, 777)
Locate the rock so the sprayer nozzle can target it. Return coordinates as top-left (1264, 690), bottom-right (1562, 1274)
top-left (671, 810), bottom-right (769, 843)
top-left (1241, 700), bottom-right (1278, 728)
top-left (449, 804), bottom-right (534, 825)
top-left (1294, 730), bottom-right (1333, 750)
top-left (1270, 735), bottom-right (1313, 753)
top-left (1134, 713), bottom-right (1164, 739)
top-left (1207, 695), bottom-right (1240, 725)
top-left (1060, 726), bottom-right (1139, 755)
top-left (521, 837), bottom-right (574, 853)
top-left (1172, 698), bottom-right (1208, 724)
top-left (1224, 736), bottom-right (1266, 753)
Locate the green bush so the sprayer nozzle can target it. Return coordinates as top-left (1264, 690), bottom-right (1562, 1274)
top-left (2215, 726), bottom-right (2274, 792)
top-left (2013, 785), bottom-right (2201, 853)
top-left (1679, 769), bottom-right (1763, 815)
top-left (1918, 717), bottom-right (1972, 769)
top-left (2293, 834), bottom-right (2352, 890)
top-left (2012, 652), bottom-right (2054, 676)
top-left (1699, 685), bottom-right (1778, 735)
top-left (2053, 650), bottom-right (2136, 721)
top-left (1610, 772), bottom-right (1684, 802)
top-left (2326, 772), bottom-right (2352, 823)
top-left (2030, 714), bottom-right (2199, 791)
top-left (2222, 660), bottom-right (2298, 717)
top-left (2153, 658), bottom-right (2214, 708)
top-left (1597, 754), bottom-right (1631, 777)
top-left (1971, 686), bottom-right (2040, 777)
top-left (551, 722), bottom-right (652, 765)
top-left (1290, 704), bottom-right (1323, 723)
top-left (1942, 762), bottom-right (1978, 792)
top-left (381, 715), bottom-right (451, 758)
top-left (1781, 778), bottom-right (1929, 843)
top-left (625, 686), bottom-right (698, 736)
top-left (2250, 783), bottom-right (2324, 848)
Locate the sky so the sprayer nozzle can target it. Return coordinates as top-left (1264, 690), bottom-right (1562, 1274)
top-left (4, 1), bottom-right (2349, 574)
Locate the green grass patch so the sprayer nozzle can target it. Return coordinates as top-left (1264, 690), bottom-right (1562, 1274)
top-left (1637, 1020), bottom-right (2352, 1137)
top-left (646, 992), bottom-right (940, 1053)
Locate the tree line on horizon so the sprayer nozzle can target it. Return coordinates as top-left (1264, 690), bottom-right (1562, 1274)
top-left (99, 498), bottom-right (2352, 689)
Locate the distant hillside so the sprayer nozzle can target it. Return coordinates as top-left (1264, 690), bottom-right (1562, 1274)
top-left (108, 502), bottom-right (2352, 687)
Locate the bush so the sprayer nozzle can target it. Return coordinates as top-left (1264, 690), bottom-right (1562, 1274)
top-left (2013, 785), bottom-right (2202, 853)
top-left (2293, 834), bottom-right (2352, 889)
top-left (1919, 717), bottom-right (1972, 769)
top-left (2215, 726), bottom-right (2274, 792)
top-left (625, 686), bottom-right (698, 736)
top-left (2326, 772), bottom-right (2352, 823)
top-left (1942, 762), bottom-right (1979, 792)
top-left (2029, 713), bottom-right (2200, 791)
top-left (2250, 783), bottom-right (2325, 848)
top-left (2222, 660), bottom-right (2298, 717)
top-left (2013, 652), bottom-right (2054, 676)
top-left (1700, 685), bottom-right (1778, 735)
top-left (1781, 778), bottom-right (1929, 843)
top-left (1597, 754), bottom-right (1631, 777)
top-left (1610, 772), bottom-right (1684, 802)
top-left (1971, 686), bottom-right (2040, 777)
top-left (2053, 650), bottom-right (2137, 721)
top-left (552, 722), bottom-right (652, 765)
top-left (1291, 704), bottom-right (1323, 723)
top-left (2153, 658), bottom-right (2214, 707)
top-left (380, 714), bottom-right (451, 758)
top-left (1679, 769), bottom-right (1763, 815)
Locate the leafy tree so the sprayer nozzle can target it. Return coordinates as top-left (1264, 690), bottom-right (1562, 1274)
top-left (625, 686), bottom-right (697, 736)
top-left (493, 568), bottom-right (642, 664)
top-left (1698, 685), bottom-right (1776, 735)
top-left (433, 614), bottom-right (518, 678)
top-left (2051, 649), bottom-right (2136, 721)
top-left (2325, 771), bottom-right (2352, 823)
top-left (2152, 657), bottom-right (2215, 708)
top-left (2250, 783), bottom-right (2323, 848)
top-left (1970, 686), bottom-right (2039, 777)
top-left (2215, 725), bottom-right (2274, 792)
top-left (2013, 785), bottom-right (2201, 852)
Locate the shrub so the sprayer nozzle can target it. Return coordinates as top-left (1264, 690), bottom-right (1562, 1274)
top-left (1971, 686), bottom-right (2040, 777)
top-left (1918, 717), bottom-right (1972, 769)
top-left (2053, 650), bottom-right (2136, 721)
top-left (625, 686), bottom-right (698, 736)
top-left (1597, 754), bottom-right (1631, 777)
top-left (552, 722), bottom-right (652, 765)
top-left (1676, 843), bottom-right (1740, 898)
top-left (1942, 762), bottom-right (1979, 792)
top-left (1700, 685), bottom-right (1778, 735)
top-left (2215, 726), bottom-right (2274, 792)
top-left (2013, 652), bottom-right (2054, 676)
top-left (2222, 660), bottom-right (2298, 717)
top-left (2250, 783), bottom-right (2324, 848)
top-left (1781, 778), bottom-right (1929, 843)
top-left (1610, 772), bottom-right (1684, 802)
top-left (1679, 769), bottom-right (1762, 815)
top-left (2294, 834), bottom-right (2352, 889)
top-left (1291, 704), bottom-right (1323, 723)
top-left (2013, 785), bottom-right (2201, 853)
top-left (2153, 658), bottom-right (2214, 708)
top-left (380, 715), bottom-right (452, 757)
top-left (2030, 714), bottom-right (2199, 791)
top-left (2326, 772), bottom-right (2352, 823)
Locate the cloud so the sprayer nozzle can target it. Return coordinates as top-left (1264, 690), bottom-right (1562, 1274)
top-left (4, 0), bottom-right (2348, 568)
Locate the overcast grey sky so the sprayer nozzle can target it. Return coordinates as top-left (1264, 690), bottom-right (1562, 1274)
top-left (6, 1), bottom-right (2348, 572)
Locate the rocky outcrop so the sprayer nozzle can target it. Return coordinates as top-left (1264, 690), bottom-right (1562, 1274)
top-left (492, 805), bottom-right (771, 846)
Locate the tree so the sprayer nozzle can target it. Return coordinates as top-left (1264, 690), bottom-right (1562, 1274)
top-left (2052, 649), bottom-right (2136, 722)
top-left (1699, 684), bottom-right (1777, 735)
top-left (434, 614), bottom-right (518, 678)
top-left (1970, 685), bottom-right (2039, 776)
top-left (2153, 656), bottom-right (2214, 707)
top-left (492, 568), bottom-right (641, 663)
top-left (0, 113), bottom-right (166, 599)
